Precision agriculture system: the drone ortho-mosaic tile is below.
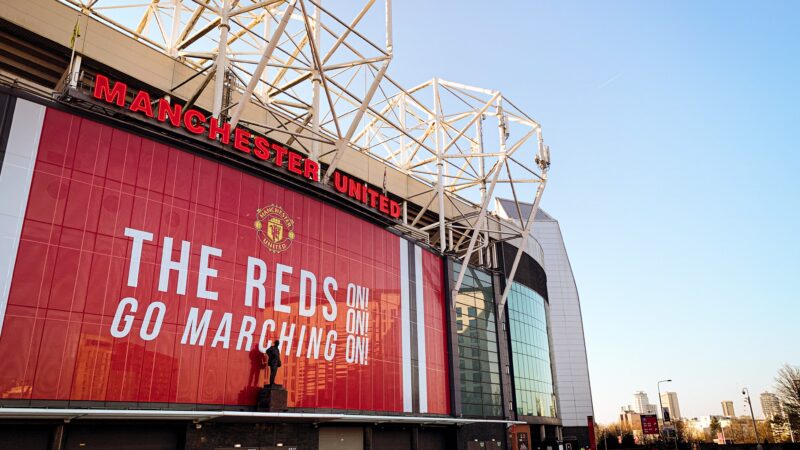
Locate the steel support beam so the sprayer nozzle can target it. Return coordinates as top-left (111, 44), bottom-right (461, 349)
top-left (228, 0), bottom-right (297, 128)
top-left (310, 0), bottom-right (321, 160)
top-left (322, 60), bottom-right (390, 182)
top-left (497, 130), bottom-right (548, 320)
top-left (433, 77), bottom-right (446, 251)
top-left (212, 0), bottom-right (231, 118)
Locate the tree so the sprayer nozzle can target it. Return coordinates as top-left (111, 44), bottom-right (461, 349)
top-left (756, 419), bottom-right (774, 444)
top-left (709, 416), bottom-right (722, 438)
top-left (595, 421), bottom-right (637, 449)
top-left (769, 413), bottom-right (798, 443)
top-left (596, 422), bottom-right (620, 449)
top-left (788, 411), bottom-right (800, 442)
top-left (620, 433), bottom-right (635, 447)
top-left (674, 419), bottom-right (690, 443)
top-left (726, 419), bottom-right (745, 443)
top-left (775, 364), bottom-right (800, 437)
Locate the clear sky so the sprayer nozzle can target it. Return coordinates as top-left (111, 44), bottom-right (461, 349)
top-left (386, 1), bottom-right (800, 423)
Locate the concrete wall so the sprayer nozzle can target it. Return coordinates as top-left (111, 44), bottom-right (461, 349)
top-left (532, 212), bottom-right (593, 429)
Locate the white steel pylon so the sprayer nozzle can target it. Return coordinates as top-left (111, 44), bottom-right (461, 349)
top-left (351, 77), bottom-right (551, 306)
top-left (60, 0), bottom-right (394, 163)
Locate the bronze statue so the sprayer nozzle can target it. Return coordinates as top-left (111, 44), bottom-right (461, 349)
top-left (256, 340), bottom-right (287, 411)
top-left (265, 340), bottom-right (281, 386)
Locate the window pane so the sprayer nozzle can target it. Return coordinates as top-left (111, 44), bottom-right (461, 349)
top-left (506, 283), bottom-right (556, 418)
top-left (453, 264), bottom-right (502, 418)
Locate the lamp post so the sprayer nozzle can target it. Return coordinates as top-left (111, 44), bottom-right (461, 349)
top-left (742, 387), bottom-right (762, 450)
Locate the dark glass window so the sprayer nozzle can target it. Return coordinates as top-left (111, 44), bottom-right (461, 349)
top-left (453, 263), bottom-right (502, 417)
top-left (507, 282), bottom-right (557, 418)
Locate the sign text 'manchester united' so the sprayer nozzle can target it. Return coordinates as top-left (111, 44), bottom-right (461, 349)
top-left (92, 73), bottom-right (402, 219)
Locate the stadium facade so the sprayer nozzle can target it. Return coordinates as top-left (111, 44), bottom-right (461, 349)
top-left (0, 1), bottom-right (593, 449)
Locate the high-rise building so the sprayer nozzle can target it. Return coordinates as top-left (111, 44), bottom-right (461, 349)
top-left (722, 400), bottom-right (736, 417)
top-left (660, 392), bottom-right (681, 420)
top-left (633, 391), bottom-right (657, 415)
top-left (761, 392), bottom-right (783, 420)
top-left (633, 391), bottom-right (649, 413)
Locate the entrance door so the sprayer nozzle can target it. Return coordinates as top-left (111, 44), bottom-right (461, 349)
top-left (319, 427), bottom-right (363, 450)
top-left (372, 428), bottom-right (411, 450)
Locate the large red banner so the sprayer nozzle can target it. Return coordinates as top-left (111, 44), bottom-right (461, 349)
top-left (0, 107), bottom-right (449, 414)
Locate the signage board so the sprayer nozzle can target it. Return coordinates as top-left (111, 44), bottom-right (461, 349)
top-left (641, 414), bottom-right (660, 435)
top-left (0, 107), bottom-right (449, 414)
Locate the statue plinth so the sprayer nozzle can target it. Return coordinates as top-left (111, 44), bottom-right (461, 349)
top-left (257, 384), bottom-right (288, 412)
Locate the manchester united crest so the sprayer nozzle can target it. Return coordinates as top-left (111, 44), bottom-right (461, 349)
top-left (254, 204), bottom-right (295, 253)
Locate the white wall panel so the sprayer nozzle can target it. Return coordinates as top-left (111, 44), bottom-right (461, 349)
top-left (0, 99), bottom-right (46, 337)
top-left (533, 217), bottom-right (595, 427)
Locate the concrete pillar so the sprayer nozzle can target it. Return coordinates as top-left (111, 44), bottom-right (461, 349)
top-left (363, 426), bottom-right (373, 450)
top-left (50, 424), bottom-right (65, 450)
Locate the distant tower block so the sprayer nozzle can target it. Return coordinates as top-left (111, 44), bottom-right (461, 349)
top-left (722, 400), bottom-right (736, 417)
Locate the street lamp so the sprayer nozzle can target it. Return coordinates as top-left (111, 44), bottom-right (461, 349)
top-left (742, 387), bottom-right (762, 450)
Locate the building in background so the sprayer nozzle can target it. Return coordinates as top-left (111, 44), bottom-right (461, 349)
top-left (761, 392), bottom-right (783, 420)
top-left (660, 392), bottom-right (682, 420)
top-left (496, 201), bottom-right (595, 446)
top-left (633, 391), bottom-right (658, 415)
top-left (687, 416), bottom-right (732, 435)
top-left (619, 409), bottom-right (645, 441)
top-left (722, 400), bottom-right (736, 418)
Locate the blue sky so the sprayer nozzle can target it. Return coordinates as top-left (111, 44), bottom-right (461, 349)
top-left (387, 1), bottom-right (800, 422)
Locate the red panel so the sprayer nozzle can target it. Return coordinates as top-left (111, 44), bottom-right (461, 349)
top-left (0, 107), bottom-right (449, 414)
top-left (422, 250), bottom-right (449, 414)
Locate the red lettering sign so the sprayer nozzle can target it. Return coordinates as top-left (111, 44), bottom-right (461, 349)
top-left (89, 74), bottom-right (400, 219)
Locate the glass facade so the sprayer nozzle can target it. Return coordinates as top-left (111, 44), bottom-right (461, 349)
top-left (453, 263), bottom-right (503, 417)
top-left (507, 283), bottom-right (557, 418)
